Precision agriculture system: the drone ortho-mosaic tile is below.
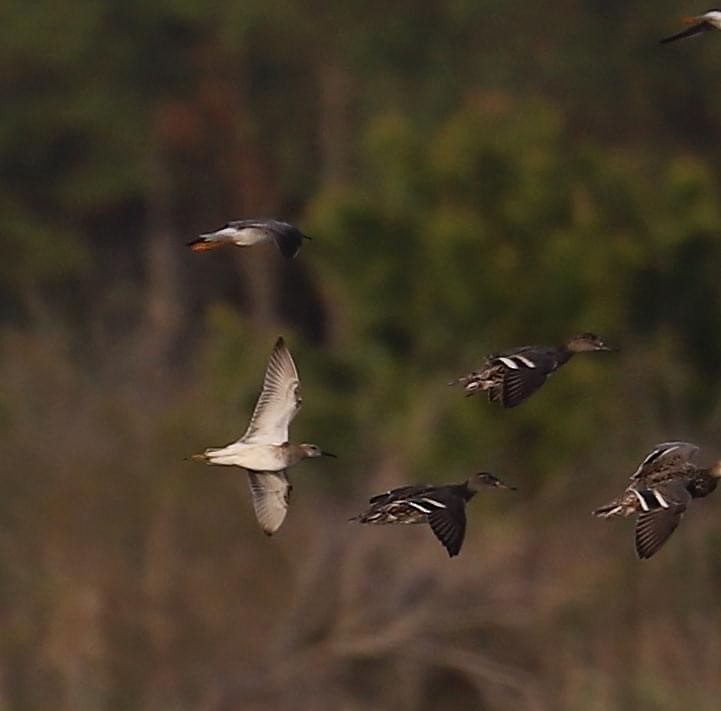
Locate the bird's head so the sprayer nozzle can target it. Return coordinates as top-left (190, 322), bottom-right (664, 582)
top-left (566, 332), bottom-right (617, 353)
top-left (467, 472), bottom-right (516, 491)
top-left (300, 443), bottom-right (337, 459)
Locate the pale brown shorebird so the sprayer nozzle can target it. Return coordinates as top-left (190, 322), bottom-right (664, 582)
top-left (449, 333), bottom-right (616, 408)
top-left (192, 337), bottom-right (335, 535)
top-left (593, 442), bottom-right (721, 559)
top-left (187, 219), bottom-right (310, 259)
top-left (350, 473), bottom-right (516, 557)
top-left (660, 10), bottom-right (721, 43)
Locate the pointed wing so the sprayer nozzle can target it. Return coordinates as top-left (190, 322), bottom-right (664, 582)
top-left (660, 22), bottom-right (713, 44)
top-left (273, 228), bottom-right (304, 260)
top-left (239, 338), bottom-right (301, 445)
top-left (630, 442), bottom-right (699, 481)
top-left (501, 367), bottom-right (548, 408)
top-left (634, 480), bottom-right (690, 559)
top-left (427, 500), bottom-right (467, 557)
top-left (247, 470), bottom-right (292, 535)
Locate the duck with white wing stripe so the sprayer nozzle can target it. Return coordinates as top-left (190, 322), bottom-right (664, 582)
top-left (449, 333), bottom-right (616, 408)
top-left (350, 473), bottom-right (516, 557)
top-left (593, 442), bottom-right (721, 559)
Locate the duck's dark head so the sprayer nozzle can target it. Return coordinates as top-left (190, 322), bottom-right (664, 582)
top-left (467, 472), bottom-right (517, 491)
top-left (566, 332), bottom-right (617, 353)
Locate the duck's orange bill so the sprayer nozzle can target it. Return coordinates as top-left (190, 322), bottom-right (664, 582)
top-left (681, 16), bottom-right (699, 25)
top-left (188, 240), bottom-right (224, 252)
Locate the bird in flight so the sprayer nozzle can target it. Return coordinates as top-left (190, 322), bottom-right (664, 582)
top-left (449, 333), bottom-right (616, 408)
top-left (593, 442), bottom-right (721, 559)
top-left (350, 473), bottom-right (516, 557)
top-left (192, 337), bottom-right (335, 535)
top-left (188, 219), bottom-right (311, 259)
top-left (660, 10), bottom-right (721, 44)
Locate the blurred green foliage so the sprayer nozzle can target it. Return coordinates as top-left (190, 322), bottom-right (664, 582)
top-left (3, 1), bottom-right (721, 709)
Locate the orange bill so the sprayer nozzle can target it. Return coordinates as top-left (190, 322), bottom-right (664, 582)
top-left (187, 239), bottom-right (225, 252)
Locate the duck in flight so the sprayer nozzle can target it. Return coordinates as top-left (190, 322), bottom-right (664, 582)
top-left (449, 333), bottom-right (616, 408)
top-left (188, 219), bottom-right (311, 259)
top-left (192, 337), bottom-right (335, 535)
top-left (660, 10), bottom-right (721, 43)
top-left (593, 442), bottom-right (721, 559)
top-left (350, 473), bottom-right (516, 557)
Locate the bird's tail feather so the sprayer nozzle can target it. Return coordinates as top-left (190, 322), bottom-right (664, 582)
top-left (592, 501), bottom-right (624, 518)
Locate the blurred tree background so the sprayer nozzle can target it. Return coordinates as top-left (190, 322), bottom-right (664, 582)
top-left (2, 1), bottom-right (721, 709)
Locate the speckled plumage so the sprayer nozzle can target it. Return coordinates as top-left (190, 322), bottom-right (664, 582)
top-left (449, 333), bottom-right (616, 408)
top-left (593, 442), bottom-right (721, 559)
top-left (351, 473), bottom-right (515, 557)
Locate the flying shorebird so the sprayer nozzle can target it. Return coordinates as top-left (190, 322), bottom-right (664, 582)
top-left (187, 219), bottom-right (311, 260)
top-left (350, 473), bottom-right (516, 557)
top-left (593, 442), bottom-right (721, 559)
top-left (448, 333), bottom-right (616, 408)
top-left (660, 10), bottom-right (721, 44)
top-left (192, 337), bottom-right (335, 535)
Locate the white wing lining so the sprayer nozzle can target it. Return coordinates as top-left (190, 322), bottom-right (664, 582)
top-left (247, 470), bottom-right (291, 535)
top-left (239, 337), bottom-right (302, 445)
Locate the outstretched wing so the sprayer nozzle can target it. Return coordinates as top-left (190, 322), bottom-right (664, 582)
top-left (247, 470), bottom-right (292, 535)
top-left (660, 21), bottom-right (713, 44)
top-left (500, 367), bottom-right (548, 408)
top-left (630, 442), bottom-right (699, 482)
top-left (239, 338), bottom-right (301, 445)
top-left (273, 227), bottom-right (305, 260)
top-left (634, 480), bottom-right (690, 559)
top-left (427, 499), bottom-right (467, 557)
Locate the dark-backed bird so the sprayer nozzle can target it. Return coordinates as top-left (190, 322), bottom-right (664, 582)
top-left (660, 10), bottom-right (721, 44)
top-left (350, 473), bottom-right (516, 557)
top-left (187, 219), bottom-right (310, 259)
top-left (449, 333), bottom-right (616, 408)
top-left (593, 442), bottom-right (721, 559)
top-left (191, 337), bottom-right (335, 535)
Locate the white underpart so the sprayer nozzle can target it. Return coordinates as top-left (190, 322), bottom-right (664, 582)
top-left (701, 11), bottom-right (721, 28)
top-left (207, 227), bottom-right (242, 240)
top-left (499, 357), bottom-right (519, 369)
top-left (406, 501), bottom-right (432, 514)
top-left (202, 226), bottom-right (272, 246)
top-left (203, 442), bottom-right (289, 471)
top-left (653, 489), bottom-right (670, 509)
top-left (420, 497), bottom-right (447, 509)
top-left (515, 355), bottom-right (536, 368)
top-left (200, 339), bottom-right (304, 473)
top-left (630, 488), bottom-right (650, 512)
top-left (233, 227), bottom-right (273, 246)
